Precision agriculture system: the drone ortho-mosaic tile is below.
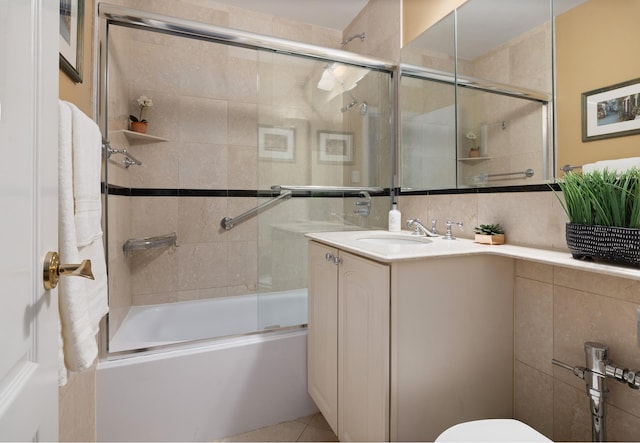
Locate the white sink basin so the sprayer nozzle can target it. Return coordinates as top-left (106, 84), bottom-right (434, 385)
top-left (356, 234), bottom-right (433, 246)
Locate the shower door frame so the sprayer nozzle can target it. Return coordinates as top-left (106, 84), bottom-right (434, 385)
top-left (95, 3), bottom-right (398, 357)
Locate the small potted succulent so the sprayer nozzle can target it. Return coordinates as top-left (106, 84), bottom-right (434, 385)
top-left (129, 95), bottom-right (153, 133)
top-left (474, 223), bottom-right (505, 245)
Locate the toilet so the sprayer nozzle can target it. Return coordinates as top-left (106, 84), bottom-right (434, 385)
top-left (435, 419), bottom-right (552, 442)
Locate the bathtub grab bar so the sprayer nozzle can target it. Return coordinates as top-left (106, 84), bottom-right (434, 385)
top-left (123, 232), bottom-right (177, 256)
top-left (220, 190), bottom-right (292, 230)
top-left (271, 185), bottom-right (384, 194)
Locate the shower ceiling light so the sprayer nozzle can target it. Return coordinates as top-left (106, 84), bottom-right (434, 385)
top-left (317, 63), bottom-right (370, 101)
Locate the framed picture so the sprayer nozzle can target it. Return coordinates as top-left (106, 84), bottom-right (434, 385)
top-left (318, 131), bottom-right (354, 163)
top-left (59, 0), bottom-right (84, 83)
top-left (258, 126), bottom-right (296, 161)
top-left (582, 78), bottom-right (640, 141)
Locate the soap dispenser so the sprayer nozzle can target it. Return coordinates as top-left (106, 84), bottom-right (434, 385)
top-left (388, 203), bottom-right (401, 232)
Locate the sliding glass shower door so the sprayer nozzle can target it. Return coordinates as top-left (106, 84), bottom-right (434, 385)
top-left (255, 50), bottom-right (393, 331)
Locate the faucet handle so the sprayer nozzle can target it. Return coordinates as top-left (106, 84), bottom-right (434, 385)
top-left (406, 218), bottom-right (420, 228)
top-left (443, 220), bottom-right (463, 240)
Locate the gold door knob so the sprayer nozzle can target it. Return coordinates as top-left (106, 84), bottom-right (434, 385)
top-left (43, 251), bottom-right (94, 290)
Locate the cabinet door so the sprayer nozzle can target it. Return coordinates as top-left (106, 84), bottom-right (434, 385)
top-left (307, 241), bottom-right (339, 434)
top-left (338, 251), bottom-right (390, 442)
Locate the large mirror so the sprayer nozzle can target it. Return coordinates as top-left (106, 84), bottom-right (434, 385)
top-left (399, 0), bottom-right (590, 191)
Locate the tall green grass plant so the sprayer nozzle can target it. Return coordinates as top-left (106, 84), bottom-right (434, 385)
top-left (553, 168), bottom-right (640, 229)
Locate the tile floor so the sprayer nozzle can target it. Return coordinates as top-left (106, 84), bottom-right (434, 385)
top-left (218, 412), bottom-right (338, 442)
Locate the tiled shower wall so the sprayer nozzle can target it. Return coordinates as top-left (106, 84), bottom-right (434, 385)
top-left (104, 0), bottom-right (390, 338)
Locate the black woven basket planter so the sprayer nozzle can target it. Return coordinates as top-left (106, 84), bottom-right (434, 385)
top-left (566, 223), bottom-right (640, 266)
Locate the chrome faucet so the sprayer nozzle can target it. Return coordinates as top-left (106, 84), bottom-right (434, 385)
top-left (406, 218), bottom-right (438, 237)
top-left (443, 220), bottom-right (463, 240)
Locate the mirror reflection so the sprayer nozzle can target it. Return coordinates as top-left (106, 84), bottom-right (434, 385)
top-left (400, 0), bottom-right (587, 191)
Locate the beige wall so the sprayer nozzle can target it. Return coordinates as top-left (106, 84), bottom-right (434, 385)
top-left (59, 0), bottom-right (94, 115)
top-left (556, 0), bottom-right (640, 173)
top-left (399, 190), bottom-right (640, 441)
top-left (58, 0), bottom-right (96, 441)
top-left (514, 261), bottom-right (640, 441)
top-left (344, 0), bottom-right (401, 60)
top-left (58, 0), bottom-right (97, 440)
top-left (401, 0), bottom-right (467, 47)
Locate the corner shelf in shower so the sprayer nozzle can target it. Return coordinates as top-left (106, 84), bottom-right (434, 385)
top-left (123, 232), bottom-right (177, 256)
top-left (120, 129), bottom-right (169, 144)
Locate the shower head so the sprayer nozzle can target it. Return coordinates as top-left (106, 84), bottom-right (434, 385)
top-left (341, 32), bottom-right (365, 49)
top-left (340, 100), bottom-right (368, 115)
top-left (341, 94), bottom-right (368, 115)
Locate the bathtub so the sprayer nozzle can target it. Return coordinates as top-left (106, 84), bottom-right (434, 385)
top-left (108, 289), bottom-right (309, 352)
top-left (96, 289), bottom-right (317, 442)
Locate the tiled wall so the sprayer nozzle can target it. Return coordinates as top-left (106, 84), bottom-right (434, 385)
top-left (514, 261), bottom-right (640, 441)
top-left (104, 0), bottom-right (391, 341)
top-left (398, 191), bottom-right (640, 441)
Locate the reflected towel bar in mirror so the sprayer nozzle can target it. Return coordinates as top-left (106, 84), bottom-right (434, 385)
top-left (560, 164), bottom-right (582, 172)
top-left (487, 168), bottom-right (534, 179)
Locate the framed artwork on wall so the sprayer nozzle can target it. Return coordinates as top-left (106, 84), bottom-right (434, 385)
top-left (318, 131), bottom-right (354, 163)
top-left (582, 78), bottom-right (640, 141)
top-left (59, 0), bottom-right (84, 83)
top-left (258, 126), bottom-right (296, 161)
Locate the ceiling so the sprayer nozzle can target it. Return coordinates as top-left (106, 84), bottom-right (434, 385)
top-left (211, 0), bottom-right (369, 31)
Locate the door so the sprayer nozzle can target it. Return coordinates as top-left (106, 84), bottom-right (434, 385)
top-left (338, 251), bottom-right (390, 442)
top-left (0, 0), bottom-right (59, 440)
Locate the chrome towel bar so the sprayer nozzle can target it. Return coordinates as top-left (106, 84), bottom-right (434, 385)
top-left (103, 140), bottom-right (142, 168)
top-left (220, 190), bottom-right (292, 230)
top-left (560, 164), bottom-right (582, 172)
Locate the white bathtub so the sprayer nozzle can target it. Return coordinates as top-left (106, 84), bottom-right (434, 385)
top-left (108, 288), bottom-right (308, 352)
top-left (96, 289), bottom-right (316, 441)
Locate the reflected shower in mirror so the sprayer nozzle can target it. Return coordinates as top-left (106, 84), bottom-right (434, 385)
top-left (399, 0), bottom-right (587, 191)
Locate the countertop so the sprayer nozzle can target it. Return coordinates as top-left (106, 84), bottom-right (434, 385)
top-left (306, 230), bottom-right (640, 281)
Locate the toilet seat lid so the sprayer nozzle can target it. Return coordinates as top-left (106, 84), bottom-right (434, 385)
top-left (435, 419), bottom-right (552, 442)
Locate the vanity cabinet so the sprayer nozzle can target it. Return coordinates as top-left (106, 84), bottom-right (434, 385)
top-left (308, 239), bottom-right (514, 442)
top-left (308, 241), bottom-right (390, 442)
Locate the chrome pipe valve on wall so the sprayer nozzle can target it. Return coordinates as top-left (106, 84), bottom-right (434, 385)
top-left (552, 341), bottom-right (640, 442)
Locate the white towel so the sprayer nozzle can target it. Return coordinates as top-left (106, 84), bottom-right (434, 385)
top-left (582, 157), bottom-right (640, 174)
top-left (58, 100), bottom-right (109, 386)
top-left (68, 102), bottom-right (104, 246)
